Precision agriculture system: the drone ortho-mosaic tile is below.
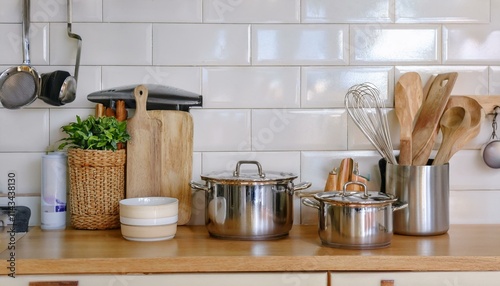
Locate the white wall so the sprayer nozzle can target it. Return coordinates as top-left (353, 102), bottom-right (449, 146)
top-left (0, 0), bottom-right (499, 226)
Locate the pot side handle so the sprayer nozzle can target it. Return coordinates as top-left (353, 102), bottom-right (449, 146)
top-left (392, 200), bottom-right (408, 212)
top-left (190, 181), bottom-right (208, 192)
top-left (301, 198), bottom-right (320, 210)
top-left (294, 181), bottom-right (312, 192)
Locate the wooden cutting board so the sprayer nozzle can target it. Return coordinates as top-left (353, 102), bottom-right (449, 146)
top-left (126, 85), bottom-right (162, 198)
top-left (148, 110), bottom-right (193, 225)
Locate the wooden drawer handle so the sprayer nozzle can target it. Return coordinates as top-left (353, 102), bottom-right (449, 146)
top-left (29, 282), bottom-right (78, 286)
top-left (381, 280), bottom-right (394, 286)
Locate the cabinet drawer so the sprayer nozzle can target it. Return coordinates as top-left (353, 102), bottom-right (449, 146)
top-left (330, 272), bottom-right (500, 286)
top-left (0, 272), bottom-right (328, 286)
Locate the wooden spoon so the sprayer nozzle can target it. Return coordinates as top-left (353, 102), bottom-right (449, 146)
top-left (395, 72), bottom-right (423, 165)
top-left (436, 96), bottom-right (483, 163)
top-left (433, 106), bottom-right (471, 165)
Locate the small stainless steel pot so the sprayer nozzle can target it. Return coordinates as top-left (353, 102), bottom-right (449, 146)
top-left (191, 160), bottom-right (311, 240)
top-left (302, 182), bottom-right (407, 249)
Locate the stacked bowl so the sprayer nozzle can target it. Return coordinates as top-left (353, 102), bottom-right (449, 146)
top-left (119, 197), bottom-right (178, 241)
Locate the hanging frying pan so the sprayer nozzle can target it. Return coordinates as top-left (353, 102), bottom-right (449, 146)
top-left (0, 0), bottom-right (40, 109)
top-left (39, 0), bottom-right (82, 106)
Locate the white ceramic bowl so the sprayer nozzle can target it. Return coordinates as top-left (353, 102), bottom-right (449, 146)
top-left (119, 197), bottom-right (178, 219)
top-left (120, 223), bottom-right (177, 242)
top-left (120, 215), bottom-right (178, 226)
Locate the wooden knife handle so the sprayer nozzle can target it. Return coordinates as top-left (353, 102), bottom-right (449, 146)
top-left (324, 168), bottom-right (338, 191)
top-left (95, 103), bottom-right (105, 118)
top-left (381, 280), bottom-right (394, 286)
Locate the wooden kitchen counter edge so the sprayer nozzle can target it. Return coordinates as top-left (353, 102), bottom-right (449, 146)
top-left (1, 224), bottom-right (499, 275)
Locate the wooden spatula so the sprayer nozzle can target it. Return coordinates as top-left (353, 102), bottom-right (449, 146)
top-left (395, 72), bottom-right (423, 165)
top-left (412, 72), bottom-right (458, 165)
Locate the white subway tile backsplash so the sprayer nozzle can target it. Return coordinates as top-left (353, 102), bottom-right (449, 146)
top-left (102, 66), bottom-right (201, 94)
top-left (0, 109), bottom-right (49, 152)
top-left (252, 24), bottom-right (349, 65)
top-left (302, 66), bottom-right (394, 108)
top-left (202, 67), bottom-right (300, 108)
top-left (450, 190), bottom-right (500, 224)
top-left (302, 0), bottom-right (393, 23)
top-left (443, 24), bottom-right (500, 64)
top-left (395, 0), bottom-right (490, 23)
top-left (31, 0), bottom-right (102, 23)
top-left (191, 109), bottom-right (251, 152)
top-left (350, 24), bottom-right (440, 65)
top-left (104, 0), bottom-right (201, 23)
top-left (153, 24), bottom-right (250, 65)
top-left (54, 23), bottom-right (153, 66)
top-left (203, 0), bottom-right (300, 23)
top-left (0, 0), bottom-right (21, 23)
top-left (449, 150), bottom-right (500, 190)
top-left (0, 25), bottom-right (21, 64)
top-left (0, 153), bottom-right (44, 195)
top-left (251, 109), bottom-right (347, 151)
top-left (489, 66), bottom-right (500, 94)
top-left (1, 22), bottom-right (49, 65)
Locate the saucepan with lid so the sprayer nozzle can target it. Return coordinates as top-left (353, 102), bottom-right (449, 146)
top-left (302, 182), bottom-right (407, 249)
top-left (190, 160), bottom-right (311, 240)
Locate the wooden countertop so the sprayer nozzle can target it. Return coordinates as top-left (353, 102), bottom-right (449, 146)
top-left (1, 225), bottom-right (499, 275)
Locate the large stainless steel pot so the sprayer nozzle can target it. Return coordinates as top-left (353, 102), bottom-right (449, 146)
top-left (302, 182), bottom-right (406, 249)
top-left (190, 160), bottom-right (311, 240)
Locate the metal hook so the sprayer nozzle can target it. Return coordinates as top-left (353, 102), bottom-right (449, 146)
top-left (491, 106), bottom-right (500, 140)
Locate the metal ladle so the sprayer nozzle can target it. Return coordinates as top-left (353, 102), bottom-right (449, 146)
top-left (482, 106), bottom-right (500, 168)
top-left (0, 0), bottom-right (41, 109)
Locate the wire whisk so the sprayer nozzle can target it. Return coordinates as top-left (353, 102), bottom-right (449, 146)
top-left (345, 83), bottom-right (398, 165)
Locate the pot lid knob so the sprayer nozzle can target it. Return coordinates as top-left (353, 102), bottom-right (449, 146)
top-left (233, 160), bottom-right (266, 178)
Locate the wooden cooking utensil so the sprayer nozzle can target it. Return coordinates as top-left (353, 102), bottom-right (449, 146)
top-left (148, 110), bottom-right (194, 225)
top-left (338, 158), bottom-right (353, 190)
top-left (422, 74), bottom-right (437, 102)
top-left (126, 85), bottom-right (162, 198)
top-left (435, 96), bottom-right (483, 163)
top-left (412, 72), bottom-right (458, 165)
top-left (395, 72), bottom-right (423, 165)
top-left (432, 106), bottom-right (471, 165)
top-left (324, 167), bottom-right (338, 191)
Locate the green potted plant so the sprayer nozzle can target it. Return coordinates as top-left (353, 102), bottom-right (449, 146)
top-left (59, 115), bottom-right (130, 230)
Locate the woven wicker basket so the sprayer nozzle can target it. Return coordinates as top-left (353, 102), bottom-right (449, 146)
top-left (67, 148), bottom-right (126, 230)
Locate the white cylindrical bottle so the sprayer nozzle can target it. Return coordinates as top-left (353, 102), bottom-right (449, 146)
top-left (41, 152), bottom-right (67, 230)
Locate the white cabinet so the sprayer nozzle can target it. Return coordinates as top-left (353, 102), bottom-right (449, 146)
top-left (0, 272), bottom-right (328, 286)
top-left (330, 272), bottom-right (500, 286)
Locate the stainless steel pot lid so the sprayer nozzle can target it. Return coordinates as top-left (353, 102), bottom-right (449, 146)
top-left (200, 160), bottom-right (298, 185)
top-left (314, 182), bottom-right (397, 206)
